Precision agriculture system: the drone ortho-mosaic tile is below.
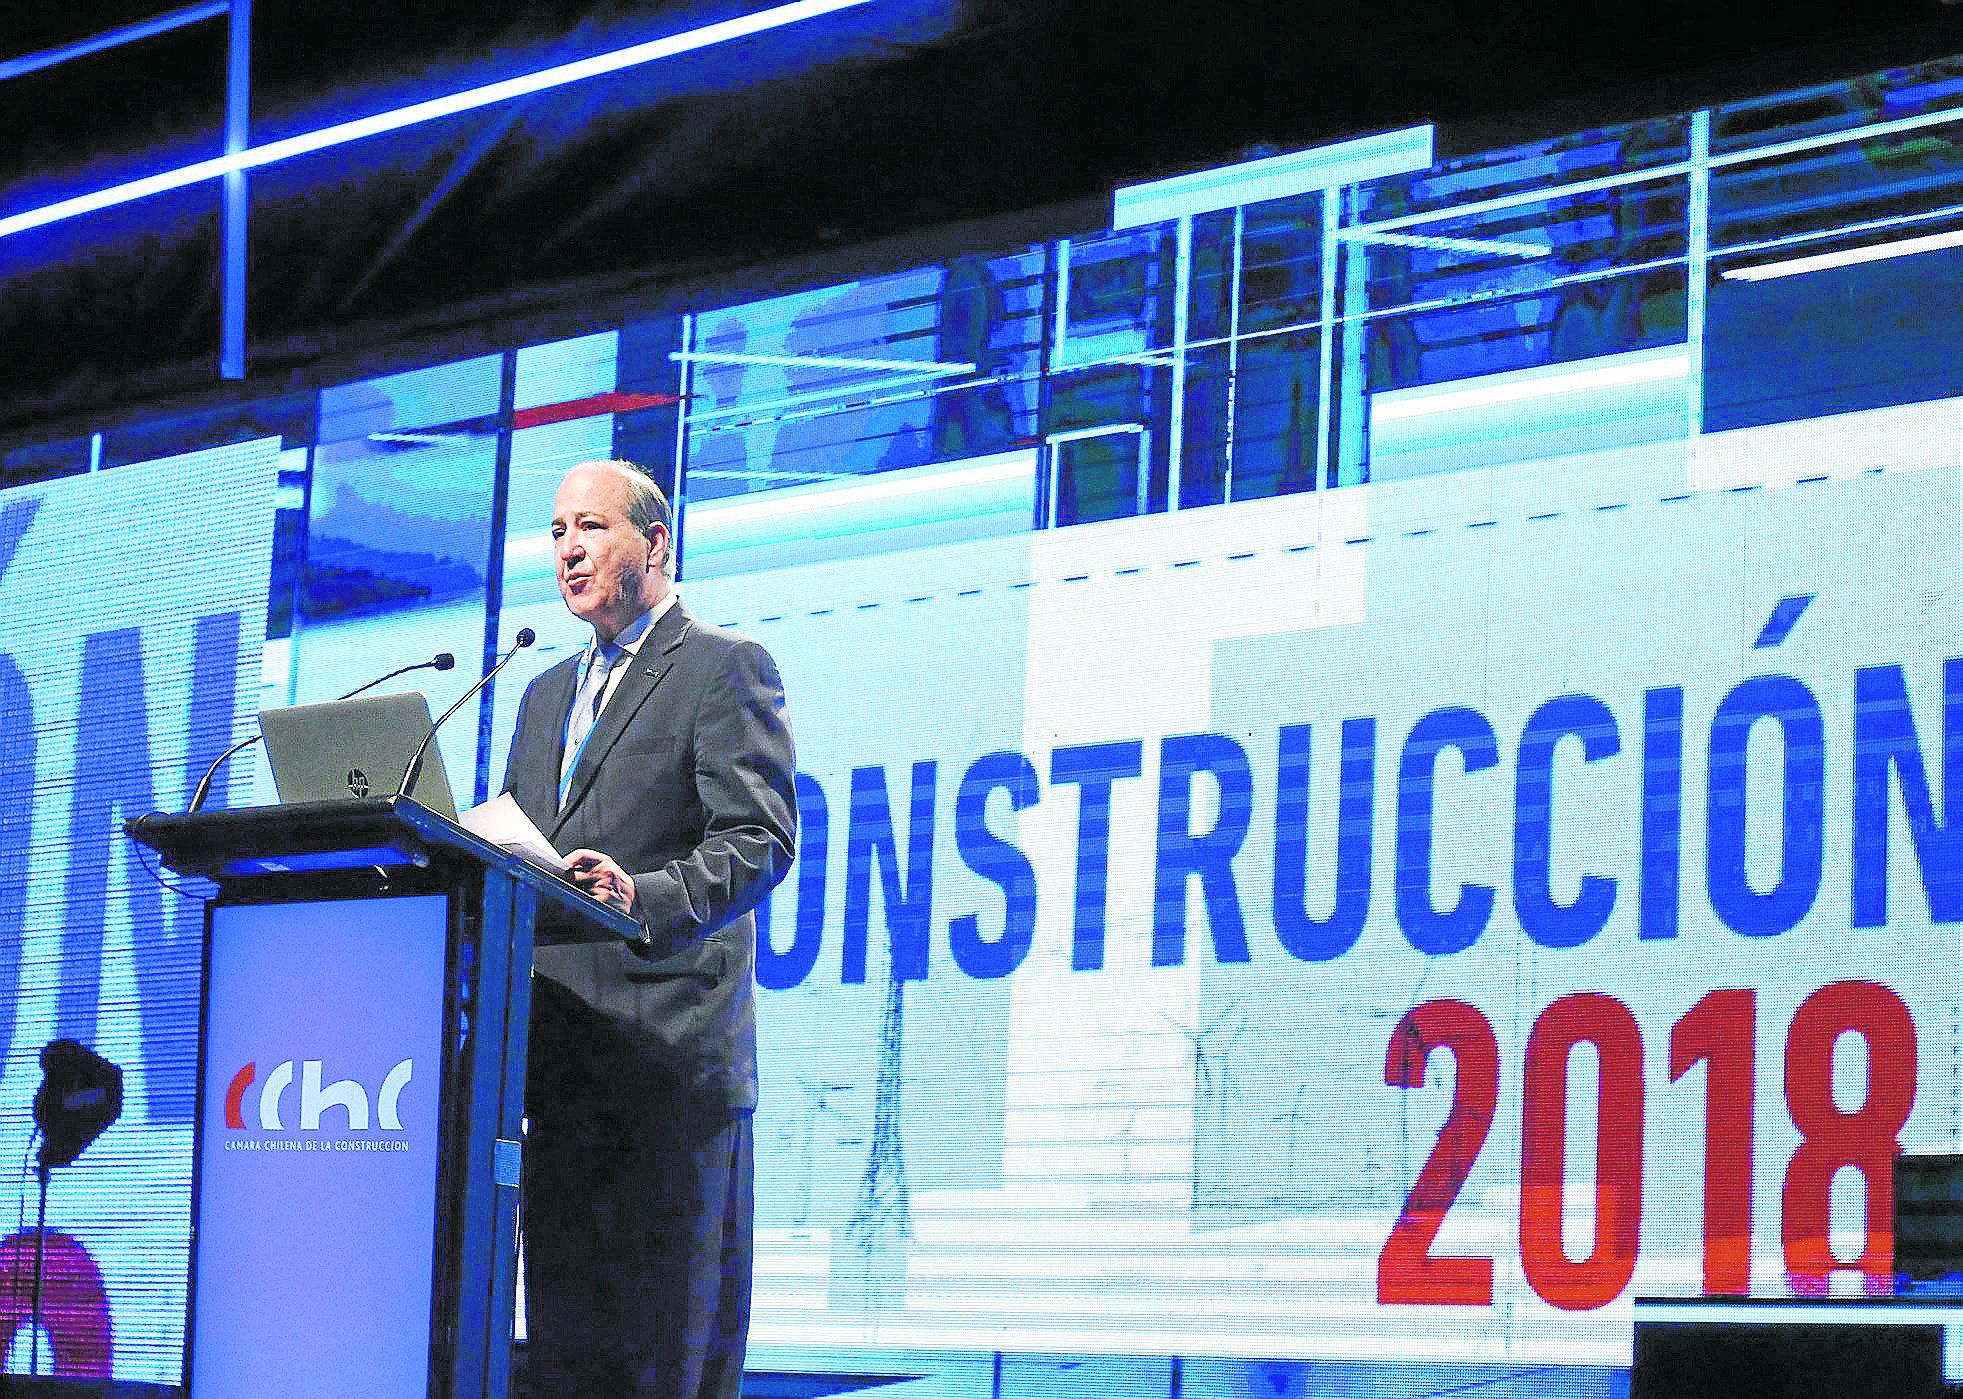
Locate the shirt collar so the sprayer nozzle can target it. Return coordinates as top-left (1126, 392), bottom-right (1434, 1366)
top-left (589, 587), bottom-right (678, 665)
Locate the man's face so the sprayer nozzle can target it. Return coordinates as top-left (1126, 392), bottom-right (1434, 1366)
top-left (550, 464), bottom-right (667, 639)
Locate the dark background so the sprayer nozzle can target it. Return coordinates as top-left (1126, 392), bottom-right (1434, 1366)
top-left (3, 0), bottom-right (1960, 440)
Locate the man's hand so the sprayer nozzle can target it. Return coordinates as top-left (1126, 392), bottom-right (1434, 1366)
top-left (562, 848), bottom-right (637, 915)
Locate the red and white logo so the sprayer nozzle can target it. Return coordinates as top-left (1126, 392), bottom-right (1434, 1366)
top-left (222, 1059), bottom-right (413, 1132)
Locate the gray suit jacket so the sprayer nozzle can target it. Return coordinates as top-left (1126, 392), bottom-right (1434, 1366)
top-left (501, 600), bottom-right (796, 1114)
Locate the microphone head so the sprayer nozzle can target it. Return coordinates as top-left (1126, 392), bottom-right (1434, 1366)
top-left (515, 628), bottom-right (537, 648)
top-left (431, 652), bottom-right (456, 671)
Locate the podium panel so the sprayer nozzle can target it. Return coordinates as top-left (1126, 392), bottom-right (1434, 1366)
top-left (129, 797), bottom-right (640, 1398)
top-left (188, 895), bottom-right (450, 1399)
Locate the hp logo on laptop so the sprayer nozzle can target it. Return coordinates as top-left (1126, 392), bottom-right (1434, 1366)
top-left (346, 768), bottom-right (370, 797)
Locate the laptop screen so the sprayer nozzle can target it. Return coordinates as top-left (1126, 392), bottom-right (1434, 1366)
top-left (258, 692), bottom-right (459, 820)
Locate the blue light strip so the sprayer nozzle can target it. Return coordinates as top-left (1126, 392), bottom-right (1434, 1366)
top-left (0, 1), bottom-right (228, 84)
top-left (1722, 225), bottom-right (1963, 281)
top-left (1716, 199), bottom-right (1963, 263)
top-left (1339, 228), bottom-right (1548, 259)
top-left (1110, 126), bottom-right (1433, 230)
top-left (222, 845), bottom-right (426, 875)
top-left (670, 350), bottom-right (976, 374)
top-left (0, 0), bottom-right (874, 240)
top-left (682, 367), bottom-right (983, 428)
top-left (219, 0), bottom-right (252, 381)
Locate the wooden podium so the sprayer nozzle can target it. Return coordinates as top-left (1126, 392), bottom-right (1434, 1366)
top-left (127, 797), bottom-right (642, 1399)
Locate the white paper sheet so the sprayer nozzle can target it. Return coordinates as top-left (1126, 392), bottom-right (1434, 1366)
top-left (458, 792), bottom-right (565, 875)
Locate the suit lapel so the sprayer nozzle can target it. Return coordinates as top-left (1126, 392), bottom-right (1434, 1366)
top-left (549, 602), bottom-right (691, 840)
top-left (517, 655), bottom-right (580, 826)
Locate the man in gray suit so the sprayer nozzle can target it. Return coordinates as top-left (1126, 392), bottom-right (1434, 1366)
top-left (501, 459), bottom-right (796, 1398)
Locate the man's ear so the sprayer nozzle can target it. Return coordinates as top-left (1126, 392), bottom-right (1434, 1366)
top-left (647, 522), bottom-right (670, 571)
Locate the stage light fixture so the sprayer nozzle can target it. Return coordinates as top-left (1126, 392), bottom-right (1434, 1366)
top-left (19, 1039), bottom-right (123, 1378)
top-left (34, 1038), bottom-right (123, 1170)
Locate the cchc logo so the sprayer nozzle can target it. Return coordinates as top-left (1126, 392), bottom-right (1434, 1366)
top-left (223, 1059), bottom-right (413, 1131)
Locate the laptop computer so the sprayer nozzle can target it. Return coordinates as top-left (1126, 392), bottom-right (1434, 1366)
top-left (258, 692), bottom-right (459, 819)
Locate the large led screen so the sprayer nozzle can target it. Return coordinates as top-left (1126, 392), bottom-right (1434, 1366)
top-left (3, 53), bottom-right (1962, 1397)
top-left (0, 442), bottom-right (278, 1381)
top-left (700, 404), bottom-right (1963, 1371)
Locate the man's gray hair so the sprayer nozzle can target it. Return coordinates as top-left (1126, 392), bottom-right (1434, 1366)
top-left (597, 459), bottom-right (677, 579)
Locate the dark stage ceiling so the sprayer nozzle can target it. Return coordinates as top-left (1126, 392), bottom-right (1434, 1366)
top-left (3, 0), bottom-right (1961, 441)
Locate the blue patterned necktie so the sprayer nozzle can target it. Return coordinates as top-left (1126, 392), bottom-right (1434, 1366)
top-left (559, 640), bottom-right (623, 805)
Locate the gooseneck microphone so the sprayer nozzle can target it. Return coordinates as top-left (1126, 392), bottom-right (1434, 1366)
top-left (184, 651), bottom-right (456, 814)
top-left (396, 629), bottom-right (535, 802)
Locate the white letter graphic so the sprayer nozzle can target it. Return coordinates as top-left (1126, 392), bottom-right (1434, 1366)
top-left (378, 1059), bottom-right (413, 1131)
top-left (259, 1060), bottom-right (294, 1131)
top-left (300, 1060), bottom-right (369, 1131)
